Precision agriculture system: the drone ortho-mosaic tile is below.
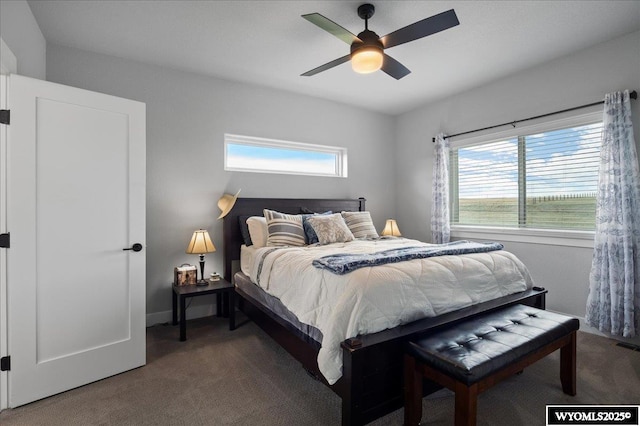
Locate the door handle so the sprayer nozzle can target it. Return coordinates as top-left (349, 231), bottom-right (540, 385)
top-left (123, 243), bottom-right (143, 252)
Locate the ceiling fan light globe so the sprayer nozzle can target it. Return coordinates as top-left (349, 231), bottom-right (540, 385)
top-left (351, 46), bottom-right (383, 74)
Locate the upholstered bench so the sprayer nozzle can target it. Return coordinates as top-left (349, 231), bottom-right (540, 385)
top-left (404, 304), bottom-right (579, 426)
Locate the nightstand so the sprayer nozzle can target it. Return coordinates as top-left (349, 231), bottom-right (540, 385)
top-left (172, 278), bottom-right (235, 341)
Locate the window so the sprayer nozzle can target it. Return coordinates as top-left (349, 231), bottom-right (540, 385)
top-left (224, 134), bottom-right (347, 178)
top-left (450, 114), bottom-right (603, 232)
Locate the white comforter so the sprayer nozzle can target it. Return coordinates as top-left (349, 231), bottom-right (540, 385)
top-left (247, 238), bottom-right (533, 385)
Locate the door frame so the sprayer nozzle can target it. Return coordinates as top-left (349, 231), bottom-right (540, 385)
top-left (0, 36), bottom-right (17, 412)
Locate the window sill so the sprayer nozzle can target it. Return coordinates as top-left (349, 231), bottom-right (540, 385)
top-left (451, 225), bottom-right (594, 248)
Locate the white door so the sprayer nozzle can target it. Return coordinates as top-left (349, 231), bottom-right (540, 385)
top-left (6, 74), bottom-right (146, 407)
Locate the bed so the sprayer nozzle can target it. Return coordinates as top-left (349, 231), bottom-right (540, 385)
top-left (223, 197), bottom-right (546, 426)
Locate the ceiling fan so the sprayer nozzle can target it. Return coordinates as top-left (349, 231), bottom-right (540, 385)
top-left (301, 3), bottom-right (459, 80)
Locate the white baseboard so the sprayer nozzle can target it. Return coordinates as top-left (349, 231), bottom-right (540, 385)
top-left (577, 318), bottom-right (640, 345)
top-left (146, 304), bottom-right (218, 327)
top-left (547, 309), bottom-right (640, 345)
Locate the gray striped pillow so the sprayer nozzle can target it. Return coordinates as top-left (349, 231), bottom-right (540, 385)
top-left (341, 211), bottom-right (379, 239)
top-left (264, 209), bottom-right (306, 247)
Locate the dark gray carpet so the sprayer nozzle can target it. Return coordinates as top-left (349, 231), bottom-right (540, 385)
top-left (1, 312), bottom-right (639, 425)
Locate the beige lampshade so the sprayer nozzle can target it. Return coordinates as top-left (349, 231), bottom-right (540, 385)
top-left (381, 219), bottom-right (402, 237)
top-left (186, 230), bottom-right (216, 254)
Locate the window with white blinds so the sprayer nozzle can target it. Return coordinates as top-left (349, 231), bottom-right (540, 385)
top-left (450, 120), bottom-right (603, 231)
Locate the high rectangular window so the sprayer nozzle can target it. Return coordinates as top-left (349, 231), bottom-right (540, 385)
top-left (224, 134), bottom-right (347, 178)
top-left (450, 117), bottom-right (603, 231)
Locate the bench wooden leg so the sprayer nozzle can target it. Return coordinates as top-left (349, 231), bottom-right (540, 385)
top-left (560, 331), bottom-right (577, 396)
top-left (404, 354), bottom-right (423, 426)
top-left (454, 381), bottom-right (478, 426)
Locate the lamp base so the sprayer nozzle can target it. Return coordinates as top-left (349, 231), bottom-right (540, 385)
top-left (196, 254), bottom-right (207, 286)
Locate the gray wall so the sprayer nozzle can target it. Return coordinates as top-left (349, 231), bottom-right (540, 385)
top-left (0, 0), bottom-right (45, 79)
top-left (46, 44), bottom-right (396, 322)
top-left (395, 31), bottom-right (640, 338)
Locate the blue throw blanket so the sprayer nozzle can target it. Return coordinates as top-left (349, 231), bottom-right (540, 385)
top-left (312, 240), bottom-right (504, 275)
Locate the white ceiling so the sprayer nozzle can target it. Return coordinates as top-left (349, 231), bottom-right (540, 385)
top-left (28, 0), bottom-right (640, 115)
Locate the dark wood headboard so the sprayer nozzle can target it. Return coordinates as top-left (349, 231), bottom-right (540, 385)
top-left (222, 197), bottom-right (366, 282)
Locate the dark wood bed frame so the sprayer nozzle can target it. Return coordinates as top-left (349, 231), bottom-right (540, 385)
top-left (223, 197), bottom-right (547, 426)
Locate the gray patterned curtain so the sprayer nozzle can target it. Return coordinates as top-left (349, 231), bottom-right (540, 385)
top-left (431, 133), bottom-right (450, 244)
top-left (585, 90), bottom-right (640, 338)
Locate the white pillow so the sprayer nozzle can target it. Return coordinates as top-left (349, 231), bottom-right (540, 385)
top-left (246, 216), bottom-right (268, 248)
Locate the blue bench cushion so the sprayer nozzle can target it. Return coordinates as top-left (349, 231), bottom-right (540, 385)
top-left (406, 304), bottom-right (579, 385)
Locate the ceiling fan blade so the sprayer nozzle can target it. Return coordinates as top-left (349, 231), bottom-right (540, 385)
top-left (381, 54), bottom-right (411, 80)
top-left (301, 54), bottom-right (351, 77)
top-left (380, 9), bottom-right (459, 49)
top-left (302, 13), bottom-right (361, 45)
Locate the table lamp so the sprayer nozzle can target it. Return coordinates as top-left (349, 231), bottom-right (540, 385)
top-left (186, 229), bottom-right (216, 286)
top-left (381, 219), bottom-right (402, 237)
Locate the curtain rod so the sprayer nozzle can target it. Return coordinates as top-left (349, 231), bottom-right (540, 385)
top-left (432, 90), bottom-right (638, 143)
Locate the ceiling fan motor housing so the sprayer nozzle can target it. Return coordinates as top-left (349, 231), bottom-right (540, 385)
top-left (351, 29), bottom-right (383, 55)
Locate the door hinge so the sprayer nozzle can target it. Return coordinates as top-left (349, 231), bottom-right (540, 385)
top-left (0, 109), bottom-right (9, 125)
top-left (0, 233), bottom-right (9, 248)
top-left (0, 356), bottom-right (9, 371)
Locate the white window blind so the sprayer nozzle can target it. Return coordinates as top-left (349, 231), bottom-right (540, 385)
top-left (450, 121), bottom-right (603, 231)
